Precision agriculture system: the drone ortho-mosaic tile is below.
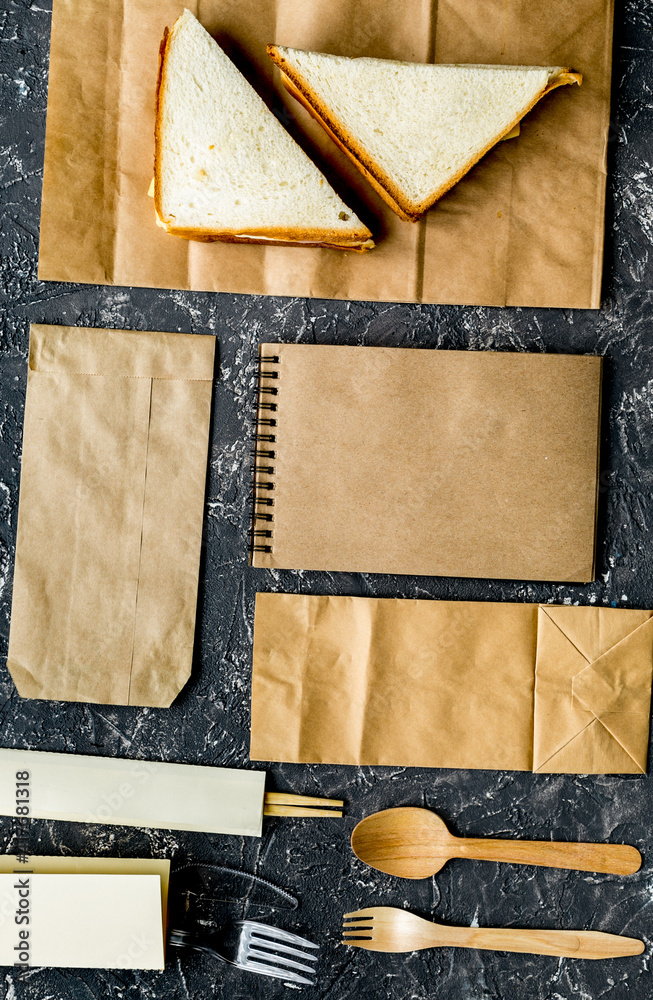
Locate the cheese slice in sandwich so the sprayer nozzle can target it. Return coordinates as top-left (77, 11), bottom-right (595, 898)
top-left (267, 47), bottom-right (582, 222)
top-left (155, 11), bottom-right (374, 250)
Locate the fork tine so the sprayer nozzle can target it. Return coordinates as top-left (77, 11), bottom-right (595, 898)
top-left (340, 939), bottom-right (378, 951)
top-left (248, 946), bottom-right (318, 974)
top-left (343, 910), bottom-right (375, 943)
top-left (239, 959), bottom-right (314, 985)
top-left (242, 921), bottom-right (319, 949)
top-left (238, 920), bottom-right (320, 984)
top-left (249, 938), bottom-right (319, 962)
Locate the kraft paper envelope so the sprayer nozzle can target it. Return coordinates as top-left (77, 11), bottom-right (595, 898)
top-left (38, 0), bottom-right (613, 308)
top-left (250, 594), bottom-right (653, 774)
top-left (7, 324), bottom-right (215, 707)
top-left (250, 344), bottom-right (602, 582)
top-left (0, 749), bottom-right (267, 837)
top-left (0, 873), bottom-right (165, 969)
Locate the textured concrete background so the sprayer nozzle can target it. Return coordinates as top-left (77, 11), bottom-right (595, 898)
top-left (1, 1), bottom-right (653, 998)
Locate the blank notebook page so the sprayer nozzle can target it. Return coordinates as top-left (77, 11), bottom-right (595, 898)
top-left (250, 343), bottom-right (602, 583)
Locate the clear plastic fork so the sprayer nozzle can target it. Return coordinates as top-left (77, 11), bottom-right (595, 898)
top-left (169, 920), bottom-right (319, 985)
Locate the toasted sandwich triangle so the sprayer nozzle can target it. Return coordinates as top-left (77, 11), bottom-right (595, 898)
top-left (154, 11), bottom-right (373, 249)
top-left (268, 46), bottom-right (581, 220)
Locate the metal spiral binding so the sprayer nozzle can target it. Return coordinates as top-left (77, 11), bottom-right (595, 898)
top-left (250, 353), bottom-right (280, 556)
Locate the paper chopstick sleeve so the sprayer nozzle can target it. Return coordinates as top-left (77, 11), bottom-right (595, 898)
top-left (0, 749), bottom-right (266, 837)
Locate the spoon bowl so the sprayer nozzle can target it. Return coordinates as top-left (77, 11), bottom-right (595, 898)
top-left (352, 807), bottom-right (455, 878)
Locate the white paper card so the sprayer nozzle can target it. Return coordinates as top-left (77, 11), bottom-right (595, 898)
top-left (0, 873), bottom-right (165, 969)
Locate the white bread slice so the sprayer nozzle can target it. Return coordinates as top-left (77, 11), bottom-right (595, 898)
top-left (267, 47), bottom-right (582, 222)
top-left (154, 11), bottom-right (374, 250)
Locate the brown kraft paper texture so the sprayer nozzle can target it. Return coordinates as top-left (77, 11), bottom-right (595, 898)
top-left (250, 594), bottom-right (653, 774)
top-left (251, 344), bottom-right (602, 583)
top-left (7, 324), bottom-right (215, 707)
top-left (38, 0), bottom-right (613, 308)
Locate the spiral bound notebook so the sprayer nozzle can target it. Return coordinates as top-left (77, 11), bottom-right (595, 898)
top-left (250, 344), bottom-right (602, 582)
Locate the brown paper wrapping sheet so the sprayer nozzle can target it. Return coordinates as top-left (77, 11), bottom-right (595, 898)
top-left (250, 594), bottom-right (653, 774)
top-left (7, 324), bottom-right (215, 707)
top-left (251, 344), bottom-right (602, 582)
top-left (38, 0), bottom-right (613, 308)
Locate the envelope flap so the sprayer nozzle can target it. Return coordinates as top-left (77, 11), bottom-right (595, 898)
top-left (532, 606), bottom-right (590, 772)
top-left (539, 604), bottom-right (652, 661)
top-left (533, 606), bottom-right (653, 773)
top-left (571, 616), bottom-right (653, 770)
top-left (29, 324), bottom-right (215, 381)
top-left (534, 719), bottom-right (644, 774)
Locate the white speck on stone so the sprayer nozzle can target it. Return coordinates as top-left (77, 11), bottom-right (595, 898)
top-left (0, 541), bottom-right (9, 600)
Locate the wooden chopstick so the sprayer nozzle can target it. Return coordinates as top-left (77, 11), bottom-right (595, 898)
top-left (264, 792), bottom-right (344, 807)
top-left (264, 804), bottom-right (343, 818)
top-left (263, 791), bottom-right (344, 818)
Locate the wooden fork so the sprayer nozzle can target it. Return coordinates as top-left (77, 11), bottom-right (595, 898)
top-left (342, 908), bottom-right (644, 960)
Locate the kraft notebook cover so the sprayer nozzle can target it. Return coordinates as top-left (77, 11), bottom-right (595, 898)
top-left (6, 324), bottom-right (215, 707)
top-left (37, 0), bottom-right (613, 308)
top-left (250, 594), bottom-right (653, 774)
top-left (250, 344), bottom-right (602, 582)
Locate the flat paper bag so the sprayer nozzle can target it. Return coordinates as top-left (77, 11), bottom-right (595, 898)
top-left (0, 873), bottom-right (165, 969)
top-left (38, 0), bottom-right (613, 308)
top-left (7, 324), bottom-right (215, 707)
top-left (250, 594), bottom-right (653, 774)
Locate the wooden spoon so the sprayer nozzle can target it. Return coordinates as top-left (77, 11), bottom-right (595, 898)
top-left (351, 807), bottom-right (642, 878)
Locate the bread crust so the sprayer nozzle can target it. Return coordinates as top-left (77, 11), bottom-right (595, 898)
top-left (154, 17), bottom-right (374, 250)
top-left (268, 46), bottom-right (582, 221)
top-left (159, 223), bottom-right (374, 251)
top-left (153, 25), bottom-right (170, 225)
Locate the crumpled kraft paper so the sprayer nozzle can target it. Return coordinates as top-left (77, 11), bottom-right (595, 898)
top-left (38, 0), bottom-right (613, 308)
top-left (6, 324), bottom-right (215, 707)
top-left (250, 594), bottom-right (653, 774)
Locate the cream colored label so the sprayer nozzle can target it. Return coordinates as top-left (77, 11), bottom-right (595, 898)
top-left (0, 873), bottom-right (164, 969)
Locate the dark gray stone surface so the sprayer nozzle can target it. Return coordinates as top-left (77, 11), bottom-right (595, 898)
top-left (1, 1), bottom-right (653, 997)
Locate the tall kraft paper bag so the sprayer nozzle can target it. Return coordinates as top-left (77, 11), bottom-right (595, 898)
top-left (6, 324), bottom-right (215, 707)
